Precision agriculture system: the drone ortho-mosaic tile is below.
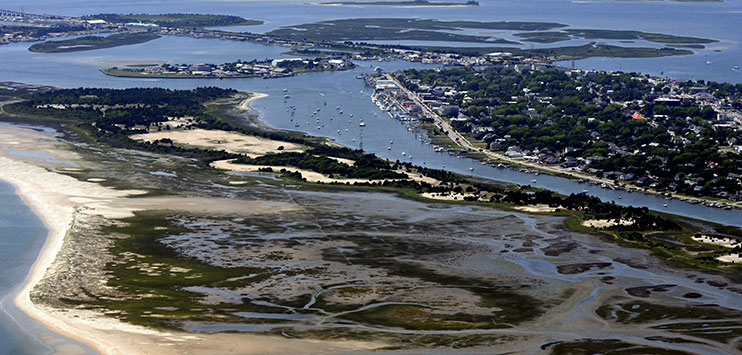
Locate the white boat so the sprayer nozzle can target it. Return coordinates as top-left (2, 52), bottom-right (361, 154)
top-left (359, 122), bottom-right (366, 127)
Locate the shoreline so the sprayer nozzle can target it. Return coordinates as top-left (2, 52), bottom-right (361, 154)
top-left (239, 92), bottom-right (269, 111)
top-left (2, 157), bottom-right (102, 354)
top-left (0, 124), bottom-right (385, 354)
top-left (383, 74), bottom-right (741, 211)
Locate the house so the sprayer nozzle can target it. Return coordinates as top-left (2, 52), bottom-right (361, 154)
top-left (438, 105), bottom-right (460, 117)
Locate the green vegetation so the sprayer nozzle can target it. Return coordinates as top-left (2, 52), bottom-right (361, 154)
top-left (3, 87), bottom-right (306, 161)
top-left (28, 33), bottom-right (160, 53)
top-left (5, 86), bottom-right (735, 274)
top-left (234, 145), bottom-right (407, 180)
top-left (403, 43), bottom-right (693, 59)
top-left (267, 18), bottom-right (566, 44)
top-left (514, 29), bottom-right (716, 46)
top-left (98, 212), bottom-right (269, 328)
top-left (83, 13), bottom-right (263, 28)
top-left (398, 67), bottom-right (742, 200)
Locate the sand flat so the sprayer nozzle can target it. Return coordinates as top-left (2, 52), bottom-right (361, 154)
top-left (0, 124), bottom-right (382, 354)
top-left (131, 128), bottom-right (305, 157)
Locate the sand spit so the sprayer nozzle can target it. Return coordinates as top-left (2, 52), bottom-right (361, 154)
top-left (0, 125), bottom-right (383, 354)
top-left (212, 160), bottom-right (374, 184)
top-left (581, 219), bottom-right (634, 228)
top-left (212, 159), bottom-right (441, 186)
top-left (238, 92), bottom-right (268, 110)
top-left (131, 128), bottom-right (305, 157)
top-left (420, 192), bottom-right (478, 201)
top-left (693, 235), bottom-right (742, 249)
top-left (513, 204), bottom-right (558, 213)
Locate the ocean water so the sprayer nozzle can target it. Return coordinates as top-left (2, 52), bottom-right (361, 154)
top-left (0, 181), bottom-right (93, 354)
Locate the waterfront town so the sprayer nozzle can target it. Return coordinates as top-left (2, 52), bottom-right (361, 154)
top-left (4, 8), bottom-right (741, 208)
top-left (367, 68), bottom-right (742, 207)
top-left (102, 58), bottom-right (356, 79)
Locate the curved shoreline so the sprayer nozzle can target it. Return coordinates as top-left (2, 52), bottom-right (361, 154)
top-left (0, 123), bottom-right (385, 354)
top-left (2, 157), bottom-right (101, 354)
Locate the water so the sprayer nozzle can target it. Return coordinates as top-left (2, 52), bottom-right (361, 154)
top-left (0, 181), bottom-right (94, 354)
top-left (1, 1), bottom-right (742, 346)
top-left (1, 34), bottom-right (740, 225)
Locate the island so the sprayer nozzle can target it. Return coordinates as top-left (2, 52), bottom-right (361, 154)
top-left (4, 10), bottom-right (715, 61)
top-left (28, 32), bottom-right (160, 53)
top-left (82, 13), bottom-right (264, 28)
top-left (101, 57), bottom-right (356, 79)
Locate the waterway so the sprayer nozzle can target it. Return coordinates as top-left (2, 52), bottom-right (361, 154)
top-left (2, 35), bottom-right (740, 225)
top-left (1, 0), bottom-right (742, 349)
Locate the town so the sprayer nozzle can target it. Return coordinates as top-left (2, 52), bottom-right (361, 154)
top-left (101, 57), bottom-right (356, 79)
top-left (367, 66), bottom-right (742, 207)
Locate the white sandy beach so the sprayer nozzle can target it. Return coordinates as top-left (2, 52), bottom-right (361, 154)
top-left (0, 124), bottom-right (384, 354)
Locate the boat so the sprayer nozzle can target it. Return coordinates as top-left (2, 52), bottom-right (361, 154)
top-left (531, 179), bottom-right (537, 183)
top-left (359, 121), bottom-right (366, 127)
top-left (402, 152), bottom-right (406, 156)
top-left (388, 146), bottom-right (391, 150)
top-left (469, 167), bottom-right (474, 171)
top-left (663, 203), bottom-right (669, 207)
top-left (618, 195), bottom-right (622, 199)
top-left (282, 88), bottom-right (288, 92)
top-left (582, 189), bottom-right (588, 193)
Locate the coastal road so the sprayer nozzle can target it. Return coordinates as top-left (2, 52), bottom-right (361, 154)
top-left (385, 74), bottom-right (740, 209)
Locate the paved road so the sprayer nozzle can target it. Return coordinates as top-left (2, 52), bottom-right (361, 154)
top-left (385, 74), bottom-right (741, 208)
